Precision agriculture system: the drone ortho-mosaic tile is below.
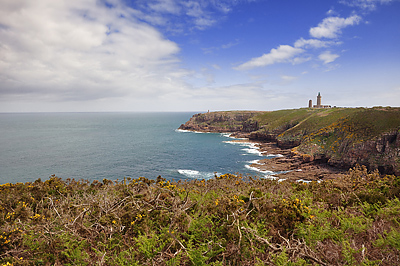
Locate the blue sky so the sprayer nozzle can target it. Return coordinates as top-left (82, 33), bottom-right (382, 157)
top-left (0, 0), bottom-right (399, 112)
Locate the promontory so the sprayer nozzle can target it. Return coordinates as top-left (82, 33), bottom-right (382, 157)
top-left (179, 107), bottom-right (400, 177)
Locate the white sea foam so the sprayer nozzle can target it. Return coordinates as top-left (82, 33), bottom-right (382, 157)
top-left (296, 179), bottom-right (322, 183)
top-left (241, 148), bottom-right (263, 156)
top-left (223, 140), bottom-right (263, 156)
top-left (175, 129), bottom-right (191, 133)
top-left (244, 164), bottom-right (289, 181)
top-left (263, 175), bottom-right (278, 180)
top-left (178, 169), bottom-right (199, 176)
top-left (177, 169), bottom-right (218, 179)
top-left (248, 159), bottom-right (261, 165)
top-left (222, 140), bottom-right (253, 145)
top-left (296, 179), bottom-right (312, 183)
top-left (265, 153), bottom-right (284, 158)
top-left (220, 133), bottom-right (247, 140)
top-left (245, 164), bottom-right (274, 174)
top-left (175, 129), bottom-right (210, 134)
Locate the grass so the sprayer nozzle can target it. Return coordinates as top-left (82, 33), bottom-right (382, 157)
top-left (1, 167), bottom-right (400, 265)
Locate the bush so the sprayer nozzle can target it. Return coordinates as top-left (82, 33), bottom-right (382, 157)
top-left (1, 169), bottom-right (399, 265)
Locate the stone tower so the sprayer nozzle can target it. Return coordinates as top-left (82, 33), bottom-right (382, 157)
top-left (308, 99), bottom-right (312, 108)
top-left (317, 92), bottom-right (321, 107)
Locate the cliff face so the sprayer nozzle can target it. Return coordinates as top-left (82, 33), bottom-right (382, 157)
top-left (180, 108), bottom-right (400, 175)
top-left (326, 131), bottom-right (400, 175)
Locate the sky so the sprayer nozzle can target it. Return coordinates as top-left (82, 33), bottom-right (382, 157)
top-left (0, 0), bottom-right (399, 112)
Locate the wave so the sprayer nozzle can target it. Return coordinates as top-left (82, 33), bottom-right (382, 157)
top-left (241, 148), bottom-right (263, 156)
top-left (223, 141), bottom-right (264, 156)
top-left (248, 159), bottom-right (261, 165)
top-left (220, 133), bottom-right (247, 140)
top-left (220, 133), bottom-right (233, 138)
top-left (244, 164), bottom-right (289, 182)
top-left (245, 164), bottom-right (274, 174)
top-left (175, 129), bottom-right (192, 133)
top-left (177, 169), bottom-right (219, 179)
top-left (175, 129), bottom-right (211, 134)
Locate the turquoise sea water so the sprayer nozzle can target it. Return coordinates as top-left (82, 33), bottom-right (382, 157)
top-left (0, 112), bottom-right (280, 184)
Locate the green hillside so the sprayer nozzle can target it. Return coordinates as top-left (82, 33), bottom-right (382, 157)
top-left (180, 107), bottom-right (400, 174)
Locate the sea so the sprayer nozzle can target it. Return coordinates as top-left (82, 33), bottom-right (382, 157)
top-left (0, 112), bottom-right (282, 184)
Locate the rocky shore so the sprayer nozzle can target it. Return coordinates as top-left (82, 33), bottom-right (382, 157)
top-left (254, 141), bottom-right (346, 181)
top-left (230, 138), bottom-right (347, 181)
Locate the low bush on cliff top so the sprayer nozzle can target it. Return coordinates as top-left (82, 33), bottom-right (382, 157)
top-left (1, 166), bottom-right (400, 265)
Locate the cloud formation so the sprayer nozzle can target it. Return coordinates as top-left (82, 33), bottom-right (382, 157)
top-left (309, 15), bottom-right (362, 39)
top-left (0, 0), bottom-right (189, 104)
top-left (294, 38), bottom-right (341, 49)
top-left (339, 0), bottom-right (396, 10)
top-left (319, 51), bottom-right (340, 64)
top-left (236, 13), bottom-right (362, 72)
top-left (133, 0), bottom-right (255, 31)
top-left (235, 45), bottom-right (304, 70)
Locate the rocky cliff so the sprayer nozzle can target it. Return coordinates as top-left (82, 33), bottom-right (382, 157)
top-left (179, 111), bottom-right (262, 134)
top-left (180, 108), bottom-right (400, 175)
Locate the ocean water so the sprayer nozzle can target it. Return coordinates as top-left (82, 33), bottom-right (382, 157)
top-left (0, 112), bottom-right (281, 184)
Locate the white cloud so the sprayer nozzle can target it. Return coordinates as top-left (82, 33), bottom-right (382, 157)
top-left (339, 0), bottom-right (396, 10)
top-left (0, 0), bottom-right (189, 104)
top-left (326, 8), bottom-right (338, 16)
top-left (281, 75), bottom-right (297, 81)
top-left (235, 45), bottom-right (304, 70)
top-left (135, 0), bottom-right (253, 31)
top-left (310, 15), bottom-right (362, 39)
top-left (292, 56), bottom-right (312, 65)
top-left (221, 40), bottom-right (240, 49)
top-left (279, 75), bottom-right (298, 85)
top-left (319, 51), bottom-right (340, 64)
top-left (148, 0), bottom-right (181, 14)
top-left (294, 38), bottom-right (342, 49)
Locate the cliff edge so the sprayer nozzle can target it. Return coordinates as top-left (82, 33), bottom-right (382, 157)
top-left (179, 107), bottom-right (400, 175)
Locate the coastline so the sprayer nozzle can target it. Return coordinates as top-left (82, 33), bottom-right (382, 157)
top-left (192, 129), bottom-right (347, 181)
top-left (253, 141), bottom-right (347, 181)
top-left (179, 108), bottom-right (400, 177)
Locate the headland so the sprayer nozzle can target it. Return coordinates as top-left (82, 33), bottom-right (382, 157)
top-left (179, 107), bottom-right (400, 180)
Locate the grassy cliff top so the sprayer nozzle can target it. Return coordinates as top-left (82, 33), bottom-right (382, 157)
top-left (252, 107), bottom-right (400, 140)
top-left (189, 107), bottom-right (400, 139)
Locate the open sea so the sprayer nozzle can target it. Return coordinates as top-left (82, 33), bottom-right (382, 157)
top-left (0, 112), bottom-right (281, 184)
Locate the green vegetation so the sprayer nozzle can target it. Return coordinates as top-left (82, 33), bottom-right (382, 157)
top-left (1, 167), bottom-right (400, 265)
top-left (187, 111), bottom-right (261, 131)
top-left (251, 107), bottom-right (400, 143)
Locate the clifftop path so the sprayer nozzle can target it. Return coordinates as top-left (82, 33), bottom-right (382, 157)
top-left (179, 108), bottom-right (400, 175)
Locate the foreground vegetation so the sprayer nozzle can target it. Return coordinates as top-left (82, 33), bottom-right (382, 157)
top-left (1, 167), bottom-right (400, 265)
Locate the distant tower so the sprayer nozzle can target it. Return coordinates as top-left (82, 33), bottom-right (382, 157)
top-left (317, 92), bottom-right (321, 107)
top-left (308, 99), bottom-right (312, 108)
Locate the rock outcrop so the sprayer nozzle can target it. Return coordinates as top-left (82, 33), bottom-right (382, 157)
top-left (179, 111), bottom-right (262, 133)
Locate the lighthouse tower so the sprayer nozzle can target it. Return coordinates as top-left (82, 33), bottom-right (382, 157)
top-left (317, 92), bottom-right (321, 107)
